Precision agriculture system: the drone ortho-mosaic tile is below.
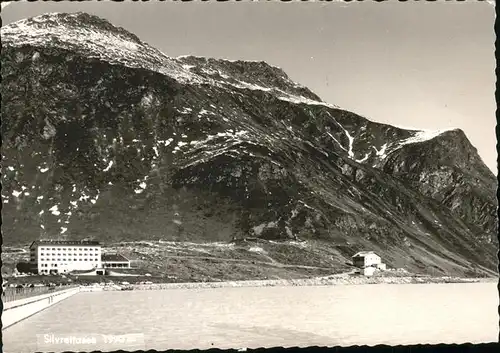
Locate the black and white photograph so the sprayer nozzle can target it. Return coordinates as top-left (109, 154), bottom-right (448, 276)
top-left (1, 0), bottom-right (498, 352)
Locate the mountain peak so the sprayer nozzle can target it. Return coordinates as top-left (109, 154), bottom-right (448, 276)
top-left (2, 12), bottom-right (141, 44)
top-left (1, 12), bottom-right (202, 84)
top-left (1, 12), bottom-right (329, 101)
top-left (175, 55), bottom-right (322, 101)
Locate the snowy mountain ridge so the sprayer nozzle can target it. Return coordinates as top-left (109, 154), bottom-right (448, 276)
top-left (2, 11), bottom-right (452, 166)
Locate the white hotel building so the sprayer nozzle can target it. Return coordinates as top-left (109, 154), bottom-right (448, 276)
top-left (30, 240), bottom-right (102, 274)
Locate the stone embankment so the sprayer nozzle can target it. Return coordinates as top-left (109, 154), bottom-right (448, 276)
top-left (130, 274), bottom-right (490, 291)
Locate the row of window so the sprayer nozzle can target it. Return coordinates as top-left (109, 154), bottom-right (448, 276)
top-left (39, 247), bottom-right (99, 250)
top-left (40, 253), bottom-right (98, 256)
top-left (40, 249), bottom-right (100, 254)
top-left (39, 269), bottom-right (60, 273)
top-left (40, 264), bottom-right (129, 269)
top-left (40, 258), bottom-right (100, 262)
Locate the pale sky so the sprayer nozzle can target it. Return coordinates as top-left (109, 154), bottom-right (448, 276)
top-left (1, 0), bottom-right (497, 172)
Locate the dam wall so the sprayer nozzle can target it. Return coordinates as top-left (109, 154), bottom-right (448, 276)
top-left (2, 286), bottom-right (81, 329)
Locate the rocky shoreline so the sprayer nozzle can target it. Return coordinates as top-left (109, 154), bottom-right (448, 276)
top-left (129, 275), bottom-right (496, 291)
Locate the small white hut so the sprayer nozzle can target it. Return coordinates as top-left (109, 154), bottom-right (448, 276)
top-left (352, 251), bottom-right (387, 276)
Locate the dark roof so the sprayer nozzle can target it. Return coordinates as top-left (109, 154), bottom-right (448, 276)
top-left (352, 251), bottom-right (379, 258)
top-left (31, 240), bottom-right (101, 247)
top-left (102, 253), bottom-right (129, 262)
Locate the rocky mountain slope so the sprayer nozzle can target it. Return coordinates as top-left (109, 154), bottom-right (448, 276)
top-left (1, 12), bottom-right (497, 277)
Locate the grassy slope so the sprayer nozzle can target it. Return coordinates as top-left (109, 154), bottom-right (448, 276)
top-left (5, 239), bottom-right (495, 284)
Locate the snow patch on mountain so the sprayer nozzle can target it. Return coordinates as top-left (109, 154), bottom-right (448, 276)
top-left (326, 132), bottom-right (347, 152)
top-left (49, 205), bottom-right (61, 216)
top-left (358, 129), bottom-right (455, 166)
top-left (345, 130), bottom-right (355, 158)
top-left (399, 129), bottom-right (452, 145)
top-left (103, 160), bottom-right (114, 172)
top-left (355, 153), bottom-right (370, 164)
top-left (276, 93), bottom-right (340, 109)
top-left (248, 246), bottom-right (267, 254)
top-left (374, 143), bottom-right (389, 159)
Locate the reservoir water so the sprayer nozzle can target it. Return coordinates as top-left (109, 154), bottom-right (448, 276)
top-left (3, 282), bottom-right (498, 352)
